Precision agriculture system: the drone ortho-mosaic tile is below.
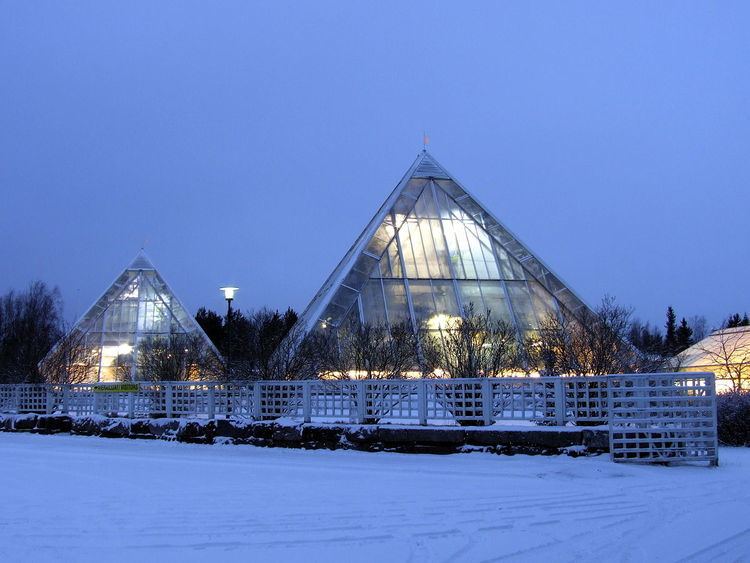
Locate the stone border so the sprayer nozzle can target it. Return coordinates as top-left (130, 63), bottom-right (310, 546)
top-left (0, 414), bottom-right (609, 456)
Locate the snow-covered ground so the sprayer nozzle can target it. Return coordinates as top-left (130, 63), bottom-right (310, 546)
top-left (0, 434), bottom-right (747, 562)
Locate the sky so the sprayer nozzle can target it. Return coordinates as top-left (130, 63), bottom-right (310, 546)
top-left (1, 2), bottom-right (748, 329)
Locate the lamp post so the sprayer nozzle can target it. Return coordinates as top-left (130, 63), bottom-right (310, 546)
top-left (220, 287), bottom-right (238, 377)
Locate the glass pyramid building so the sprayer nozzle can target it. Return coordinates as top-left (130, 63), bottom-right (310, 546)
top-left (42, 251), bottom-right (222, 382)
top-left (294, 150), bottom-right (592, 341)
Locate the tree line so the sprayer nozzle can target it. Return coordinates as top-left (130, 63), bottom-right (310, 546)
top-left (1, 280), bottom-right (748, 387)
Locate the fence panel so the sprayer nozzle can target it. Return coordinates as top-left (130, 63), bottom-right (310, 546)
top-left (608, 373), bottom-right (718, 466)
top-left (367, 380), bottom-right (420, 422)
top-left (258, 382), bottom-right (304, 420)
top-left (428, 379), bottom-right (485, 424)
top-left (0, 374), bottom-right (719, 448)
top-left (490, 378), bottom-right (555, 422)
top-left (310, 381), bottom-right (357, 421)
top-left (564, 377), bottom-right (610, 424)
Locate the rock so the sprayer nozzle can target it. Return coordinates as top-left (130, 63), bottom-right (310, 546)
top-left (301, 425), bottom-right (344, 449)
top-left (342, 426), bottom-right (378, 450)
top-left (34, 414), bottom-right (73, 434)
top-left (582, 429), bottom-right (610, 451)
top-left (71, 415), bottom-right (108, 436)
top-left (100, 419), bottom-right (131, 438)
top-left (271, 424), bottom-right (303, 447)
top-left (376, 427), bottom-right (466, 453)
top-left (465, 429), bottom-right (583, 449)
top-left (213, 419), bottom-right (254, 441)
top-left (13, 414), bottom-right (39, 431)
top-left (0, 414), bottom-right (13, 432)
top-left (176, 420), bottom-right (215, 444)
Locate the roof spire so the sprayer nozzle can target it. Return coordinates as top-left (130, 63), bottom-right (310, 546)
top-left (422, 131), bottom-right (430, 151)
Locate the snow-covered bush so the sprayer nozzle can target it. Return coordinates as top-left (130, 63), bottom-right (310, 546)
top-left (717, 391), bottom-right (750, 446)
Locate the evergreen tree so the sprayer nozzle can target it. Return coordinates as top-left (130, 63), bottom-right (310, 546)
top-left (195, 307), bottom-right (225, 350)
top-left (725, 313), bottom-right (750, 328)
top-left (675, 318), bottom-right (693, 353)
top-left (664, 306), bottom-right (677, 356)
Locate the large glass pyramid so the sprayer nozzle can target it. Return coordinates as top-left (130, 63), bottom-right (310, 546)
top-left (294, 150), bottom-right (592, 341)
top-left (42, 251), bottom-right (223, 382)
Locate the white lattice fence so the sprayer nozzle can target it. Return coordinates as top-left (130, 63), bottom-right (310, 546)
top-left (490, 378), bottom-right (558, 423)
top-left (0, 374), bottom-right (720, 450)
top-left (257, 382), bottom-right (304, 420)
top-left (310, 380), bottom-right (358, 421)
top-left (609, 373), bottom-right (719, 466)
top-left (564, 377), bottom-right (610, 423)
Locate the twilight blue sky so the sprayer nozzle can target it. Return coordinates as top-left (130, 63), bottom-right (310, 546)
top-left (1, 2), bottom-right (748, 328)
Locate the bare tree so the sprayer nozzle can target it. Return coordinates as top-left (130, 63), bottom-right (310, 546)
top-left (697, 328), bottom-right (750, 391)
top-left (39, 326), bottom-right (98, 384)
top-left (137, 333), bottom-right (223, 381)
top-left (527, 296), bottom-right (639, 375)
top-left (307, 321), bottom-right (419, 380)
top-left (420, 305), bottom-right (520, 378)
top-left (0, 281), bottom-right (63, 383)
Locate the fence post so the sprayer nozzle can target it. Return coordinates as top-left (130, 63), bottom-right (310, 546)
top-left (356, 380), bottom-right (366, 424)
top-left (481, 378), bottom-right (493, 426)
top-left (253, 381), bottom-right (262, 420)
top-left (417, 379), bottom-right (427, 426)
top-left (165, 383), bottom-right (173, 418)
top-left (127, 391), bottom-right (134, 418)
top-left (553, 378), bottom-right (566, 426)
top-left (14, 385), bottom-right (20, 413)
top-left (93, 389), bottom-right (100, 415)
top-left (302, 381), bottom-right (311, 423)
top-left (45, 385), bottom-right (54, 415)
top-left (62, 385), bottom-right (69, 414)
top-left (207, 384), bottom-right (216, 420)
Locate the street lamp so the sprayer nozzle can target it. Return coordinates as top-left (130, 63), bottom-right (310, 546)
top-left (220, 287), bottom-right (238, 378)
top-left (220, 286), bottom-right (238, 317)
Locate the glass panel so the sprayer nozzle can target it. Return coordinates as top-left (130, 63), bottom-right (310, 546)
top-left (478, 282), bottom-right (513, 324)
top-left (493, 241), bottom-right (525, 279)
top-left (457, 280), bottom-right (483, 316)
top-left (382, 280), bottom-right (410, 324)
top-left (418, 219), bottom-right (441, 278)
top-left (431, 281), bottom-right (459, 317)
top-left (322, 285), bottom-right (358, 326)
top-left (361, 279), bottom-right (387, 325)
top-left (413, 183), bottom-right (440, 218)
top-left (365, 216), bottom-right (396, 257)
top-left (342, 300), bottom-right (361, 331)
top-left (428, 219), bottom-right (452, 278)
top-left (402, 178), bottom-right (429, 198)
top-left (397, 219), bottom-right (416, 277)
top-left (505, 281), bottom-right (538, 331)
top-left (343, 253), bottom-right (378, 290)
top-left (434, 179), bottom-right (465, 199)
top-left (387, 239), bottom-right (402, 277)
top-left (408, 280), bottom-right (435, 325)
top-left (528, 280), bottom-right (558, 325)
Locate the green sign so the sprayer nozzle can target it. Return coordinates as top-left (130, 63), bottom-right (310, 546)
top-left (92, 383), bottom-right (140, 393)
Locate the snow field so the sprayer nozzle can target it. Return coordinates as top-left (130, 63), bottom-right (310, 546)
top-left (0, 433), bottom-right (748, 562)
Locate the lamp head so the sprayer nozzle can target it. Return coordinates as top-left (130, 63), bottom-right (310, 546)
top-left (220, 286), bottom-right (238, 301)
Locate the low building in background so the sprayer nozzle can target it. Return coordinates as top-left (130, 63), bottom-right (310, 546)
top-left (40, 252), bottom-right (223, 383)
top-left (677, 326), bottom-right (750, 392)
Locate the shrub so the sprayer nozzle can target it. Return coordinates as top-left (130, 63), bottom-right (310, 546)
top-left (717, 391), bottom-right (750, 446)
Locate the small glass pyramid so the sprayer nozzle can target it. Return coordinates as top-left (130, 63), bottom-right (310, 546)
top-left (294, 150), bottom-right (592, 340)
top-left (42, 251), bottom-right (222, 382)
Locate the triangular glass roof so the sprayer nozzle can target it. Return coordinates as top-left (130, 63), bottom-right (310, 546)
top-left (43, 251), bottom-right (222, 382)
top-left (294, 150), bottom-right (592, 339)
